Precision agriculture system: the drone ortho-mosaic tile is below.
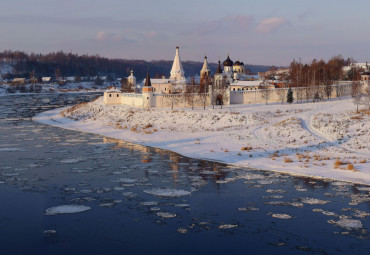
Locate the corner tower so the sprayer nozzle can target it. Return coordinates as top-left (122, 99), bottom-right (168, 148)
top-left (142, 70), bottom-right (154, 108)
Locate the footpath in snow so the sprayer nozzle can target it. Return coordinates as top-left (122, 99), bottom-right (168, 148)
top-left (33, 96), bottom-right (370, 185)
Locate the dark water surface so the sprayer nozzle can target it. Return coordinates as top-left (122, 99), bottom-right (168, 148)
top-left (0, 93), bottom-right (369, 255)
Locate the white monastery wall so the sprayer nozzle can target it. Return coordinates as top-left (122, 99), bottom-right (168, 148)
top-left (120, 93), bottom-right (144, 107)
top-left (230, 84), bottom-right (353, 104)
top-left (154, 93), bottom-right (211, 108)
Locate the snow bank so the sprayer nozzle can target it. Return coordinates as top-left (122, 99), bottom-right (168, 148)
top-left (33, 97), bottom-right (370, 185)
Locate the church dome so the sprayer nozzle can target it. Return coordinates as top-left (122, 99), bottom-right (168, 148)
top-left (223, 55), bottom-right (233, 67)
top-left (234, 60), bottom-right (242, 66)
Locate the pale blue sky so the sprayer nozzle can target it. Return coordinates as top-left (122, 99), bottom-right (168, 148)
top-left (0, 0), bottom-right (369, 65)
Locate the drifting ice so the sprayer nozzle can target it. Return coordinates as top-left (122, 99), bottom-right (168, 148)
top-left (45, 205), bottom-right (91, 215)
top-left (143, 188), bottom-right (191, 197)
top-left (335, 218), bottom-right (363, 229)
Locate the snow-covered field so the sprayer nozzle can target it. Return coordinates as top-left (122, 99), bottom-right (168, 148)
top-left (34, 96), bottom-right (370, 185)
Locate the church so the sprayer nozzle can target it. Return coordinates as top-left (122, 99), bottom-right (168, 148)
top-left (102, 46), bottom-right (276, 107)
top-left (149, 46), bottom-right (187, 94)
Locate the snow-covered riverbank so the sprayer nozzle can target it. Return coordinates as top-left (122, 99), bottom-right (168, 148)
top-left (33, 96), bottom-right (370, 185)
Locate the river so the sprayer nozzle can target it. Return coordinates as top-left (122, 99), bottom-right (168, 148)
top-left (0, 93), bottom-right (369, 255)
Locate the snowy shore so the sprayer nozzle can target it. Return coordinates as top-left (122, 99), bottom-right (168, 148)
top-left (33, 96), bottom-right (370, 185)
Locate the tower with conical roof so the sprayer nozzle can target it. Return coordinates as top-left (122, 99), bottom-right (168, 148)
top-left (200, 55), bottom-right (211, 84)
top-left (214, 60), bottom-right (223, 87)
top-left (142, 69), bottom-right (153, 108)
top-left (170, 46), bottom-right (185, 81)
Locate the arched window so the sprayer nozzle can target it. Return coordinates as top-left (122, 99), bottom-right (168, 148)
top-left (109, 94), bottom-right (112, 97)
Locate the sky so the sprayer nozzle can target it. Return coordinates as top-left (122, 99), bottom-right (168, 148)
top-left (0, 0), bottom-right (369, 66)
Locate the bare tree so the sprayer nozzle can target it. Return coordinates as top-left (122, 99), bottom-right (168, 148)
top-left (352, 81), bottom-right (362, 113)
top-left (199, 75), bottom-right (211, 109)
top-left (184, 80), bottom-right (196, 110)
top-left (360, 86), bottom-right (370, 110)
top-left (296, 87), bottom-right (304, 103)
top-left (121, 78), bottom-right (134, 93)
top-left (261, 88), bottom-right (272, 105)
top-left (276, 88), bottom-right (286, 104)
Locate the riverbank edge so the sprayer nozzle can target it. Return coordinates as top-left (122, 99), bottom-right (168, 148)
top-left (33, 106), bottom-right (370, 187)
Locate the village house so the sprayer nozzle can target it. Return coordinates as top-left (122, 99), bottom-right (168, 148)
top-left (11, 78), bottom-right (26, 85)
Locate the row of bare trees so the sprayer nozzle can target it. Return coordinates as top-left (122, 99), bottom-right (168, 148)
top-left (288, 55), bottom-right (357, 88)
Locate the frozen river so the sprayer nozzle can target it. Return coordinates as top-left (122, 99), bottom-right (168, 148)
top-left (0, 93), bottom-right (369, 255)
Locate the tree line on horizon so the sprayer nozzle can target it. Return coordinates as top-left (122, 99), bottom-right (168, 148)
top-left (0, 50), bottom-right (272, 80)
top-left (287, 55), bottom-right (361, 87)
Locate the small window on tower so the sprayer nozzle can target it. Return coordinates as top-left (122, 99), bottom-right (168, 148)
top-left (117, 94), bottom-right (119, 97)
top-left (109, 94), bottom-right (112, 97)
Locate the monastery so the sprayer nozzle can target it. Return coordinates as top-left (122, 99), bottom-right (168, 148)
top-left (104, 47), bottom-right (353, 108)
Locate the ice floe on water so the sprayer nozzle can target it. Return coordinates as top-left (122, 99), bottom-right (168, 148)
top-left (265, 201), bottom-right (304, 207)
top-left (114, 178), bottom-right (138, 184)
top-left (156, 212), bottom-right (177, 218)
top-left (175, 203), bottom-right (190, 208)
top-left (218, 224), bottom-right (238, 229)
top-left (2, 173), bottom-right (19, 177)
top-left (332, 181), bottom-right (352, 186)
top-left (44, 230), bottom-right (57, 235)
top-left (98, 200), bottom-right (122, 207)
top-left (140, 201), bottom-right (158, 206)
top-left (270, 213), bottom-right (292, 219)
top-left (0, 148), bottom-right (24, 152)
top-left (266, 189), bottom-right (286, 194)
top-left (79, 189), bottom-right (93, 194)
top-left (60, 157), bottom-right (85, 163)
top-left (177, 228), bottom-right (188, 234)
top-left (113, 186), bottom-right (125, 191)
top-left (333, 218), bottom-right (363, 230)
top-left (300, 198), bottom-right (330, 205)
top-left (45, 205), bottom-right (91, 215)
top-left (312, 209), bottom-right (338, 217)
top-left (356, 186), bottom-right (370, 192)
top-left (143, 188), bottom-right (191, 197)
top-left (238, 206), bottom-right (259, 212)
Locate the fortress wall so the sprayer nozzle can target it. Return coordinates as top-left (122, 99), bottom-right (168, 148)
top-left (121, 93), bottom-right (143, 107)
top-left (230, 84), bottom-right (353, 105)
top-left (154, 93), bottom-right (211, 108)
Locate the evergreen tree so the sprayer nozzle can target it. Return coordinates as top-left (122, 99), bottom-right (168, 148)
top-left (287, 87), bottom-right (294, 104)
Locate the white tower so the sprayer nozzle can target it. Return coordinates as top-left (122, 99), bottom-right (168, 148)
top-left (170, 46), bottom-right (185, 81)
top-left (200, 55), bottom-right (210, 77)
top-left (127, 70), bottom-right (136, 88)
